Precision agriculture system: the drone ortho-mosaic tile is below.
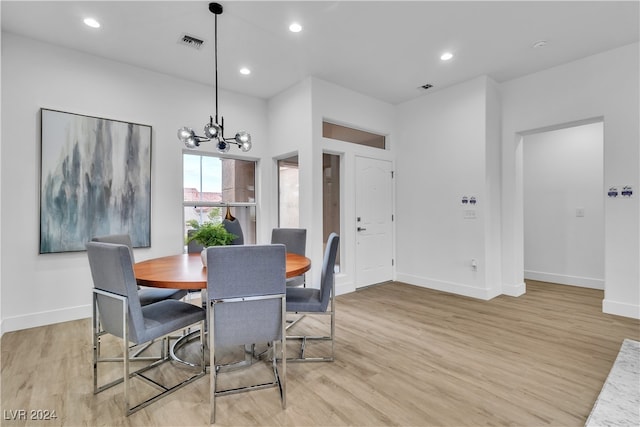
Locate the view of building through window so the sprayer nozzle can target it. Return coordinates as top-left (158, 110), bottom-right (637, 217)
top-left (183, 151), bottom-right (339, 269)
top-left (323, 153), bottom-right (341, 270)
top-left (278, 155), bottom-right (299, 227)
top-left (183, 153), bottom-right (256, 247)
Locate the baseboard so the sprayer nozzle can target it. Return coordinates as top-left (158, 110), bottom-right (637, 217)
top-left (603, 299), bottom-right (640, 320)
top-left (395, 273), bottom-right (498, 300)
top-left (335, 281), bottom-right (355, 297)
top-left (524, 270), bottom-right (604, 289)
top-left (1, 280), bottom-right (358, 335)
top-left (502, 281), bottom-right (526, 297)
top-left (1, 304), bottom-right (91, 335)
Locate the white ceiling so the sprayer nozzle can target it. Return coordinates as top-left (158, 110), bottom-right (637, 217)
top-left (2, 1), bottom-right (638, 105)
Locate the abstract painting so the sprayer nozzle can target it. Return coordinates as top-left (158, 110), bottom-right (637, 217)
top-left (40, 109), bottom-right (151, 253)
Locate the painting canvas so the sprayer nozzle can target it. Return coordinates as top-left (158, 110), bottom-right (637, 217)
top-left (40, 109), bottom-right (152, 253)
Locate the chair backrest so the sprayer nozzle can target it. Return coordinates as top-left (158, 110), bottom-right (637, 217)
top-left (319, 233), bottom-right (340, 312)
top-left (271, 228), bottom-right (306, 256)
top-left (207, 244), bottom-right (285, 347)
top-left (86, 241), bottom-right (145, 343)
top-left (222, 218), bottom-right (244, 245)
top-left (92, 234), bottom-right (134, 261)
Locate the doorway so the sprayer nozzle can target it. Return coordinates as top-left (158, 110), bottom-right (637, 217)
top-left (522, 120), bottom-right (604, 289)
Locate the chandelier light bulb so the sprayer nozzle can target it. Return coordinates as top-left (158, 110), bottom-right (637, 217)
top-left (178, 127), bottom-right (200, 149)
top-left (234, 131), bottom-right (252, 152)
top-left (204, 122), bottom-right (222, 139)
top-left (186, 137), bottom-right (199, 149)
top-left (235, 130), bottom-right (250, 142)
top-left (177, 126), bottom-right (193, 141)
top-left (216, 140), bottom-right (230, 153)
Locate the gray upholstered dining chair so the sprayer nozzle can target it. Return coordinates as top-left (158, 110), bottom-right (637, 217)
top-left (285, 232), bottom-right (339, 362)
top-left (206, 244), bottom-right (287, 424)
top-left (271, 228), bottom-right (307, 287)
top-left (86, 241), bottom-right (205, 416)
top-left (91, 234), bottom-right (188, 305)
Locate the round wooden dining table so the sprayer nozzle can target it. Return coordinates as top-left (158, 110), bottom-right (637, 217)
top-left (134, 252), bottom-right (311, 289)
top-left (134, 251), bottom-right (310, 370)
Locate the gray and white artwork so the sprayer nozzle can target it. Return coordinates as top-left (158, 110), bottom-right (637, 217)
top-left (40, 109), bottom-right (151, 253)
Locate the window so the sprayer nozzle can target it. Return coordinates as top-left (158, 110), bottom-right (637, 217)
top-left (323, 153), bottom-right (341, 271)
top-left (183, 153), bottom-right (256, 248)
top-left (278, 155), bottom-right (299, 227)
top-left (323, 121), bottom-right (386, 149)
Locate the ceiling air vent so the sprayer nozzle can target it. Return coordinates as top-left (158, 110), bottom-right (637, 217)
top-left (420, 84), bottom-right (434, 90)
top-left (179, 34), bottom-right (205, 50)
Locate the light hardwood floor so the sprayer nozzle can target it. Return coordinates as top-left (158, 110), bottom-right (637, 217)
top-left (2, 280), bottom-right (639, 426)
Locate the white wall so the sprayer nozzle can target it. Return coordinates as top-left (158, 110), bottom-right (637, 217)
top-left (501, 43), bottom-right (639, 318)
top-left (3, 33), bottom-right (638, 334)
top-left (0, 29), bottom-right (4, 336)
top-left (395, 76), bottom-right (503, 299)
top-left (268, 77), bottom-right (396, 295)
top-left (0, 33), bottom-right (268, 333)
top-left (484, 78), bottom-right (503, 295)
top-left (310, 78), bottom-right (396, 295)
top-left (523, 122), bottom-right (604, 289)
top-left (0, 29), bottom-right (3, 329)
top-left (267, 78), bottom-right (315, 278)
top-left (267, 78), bottom-right (313, 231)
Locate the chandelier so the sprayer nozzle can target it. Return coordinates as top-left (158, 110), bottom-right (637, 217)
top-left (177, 2), bottom-right (251, 153)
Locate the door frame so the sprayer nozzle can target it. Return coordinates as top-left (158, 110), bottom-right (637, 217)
top-left (511, 116), bottom-right (605, 295)
top-left (354, 155), bottom-right (395, 289)
top-left (320, 141), bottom-right (396, 296)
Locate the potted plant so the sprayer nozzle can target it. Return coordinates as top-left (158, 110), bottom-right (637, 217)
top-left (186, 220), bottom-right (237, 266)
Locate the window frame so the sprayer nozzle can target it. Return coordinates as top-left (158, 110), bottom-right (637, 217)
top-left (182, 151), bottom-right (258, 244)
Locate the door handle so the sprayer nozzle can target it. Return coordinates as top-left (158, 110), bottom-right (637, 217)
top-left (357, 227), bottom-right (367, 232)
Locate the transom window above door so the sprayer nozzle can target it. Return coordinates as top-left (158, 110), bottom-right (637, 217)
top-left (323, 121), bottom-right (386, 150)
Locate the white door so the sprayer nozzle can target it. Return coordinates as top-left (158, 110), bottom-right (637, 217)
top-left (355, 156), bottom-right (393, 288)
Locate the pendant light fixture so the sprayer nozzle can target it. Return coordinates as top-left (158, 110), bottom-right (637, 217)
top-left (177, 2), bottom-right (252, 153)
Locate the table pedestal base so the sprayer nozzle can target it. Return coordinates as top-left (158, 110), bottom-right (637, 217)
top-left (170, 330), bottom-right (269, 372)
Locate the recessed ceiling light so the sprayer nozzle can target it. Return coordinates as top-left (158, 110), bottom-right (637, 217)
top-left (289, 22), bottom-right (302, 33)
top-left (239, 67), bottom-right (251, 75)
top-left (440, 52), bottom-right (453, 61)
top-left (532, 40), bottom-right (547, 48)
top-left (83, 17), bottom-right (101, 29)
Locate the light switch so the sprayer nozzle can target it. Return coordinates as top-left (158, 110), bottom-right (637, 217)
top-left (463, 210), bottom-right (476, 219)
